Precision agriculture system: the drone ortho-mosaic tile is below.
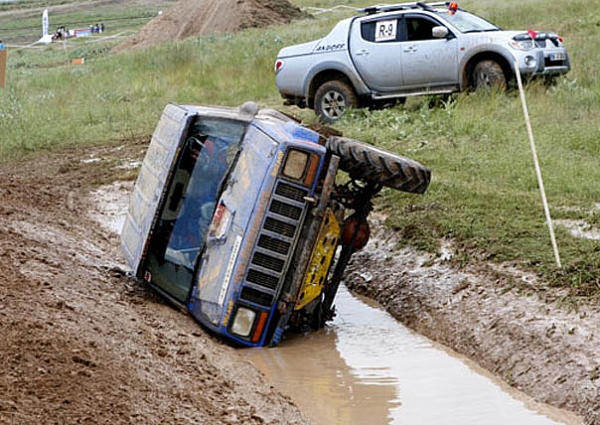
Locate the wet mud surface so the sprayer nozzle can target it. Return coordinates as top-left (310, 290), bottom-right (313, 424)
top-left (345, 218), bottom-right (600, 425)
top-left (0, 140), bottom-right (597, 424)
top-left (0, 141), bottom-right (307, 424)
top-left (245, 286), bottom-right (582, 425)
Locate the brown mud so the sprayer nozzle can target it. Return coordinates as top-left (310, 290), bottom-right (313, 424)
top-left (113, 0), bottom-right (308, 52)
top-left (1, 138), bottom-right (598, 424)
top-left (0, 140), bottom-right (308, 425)
top-left (3, 0), bottom-right (597, 423)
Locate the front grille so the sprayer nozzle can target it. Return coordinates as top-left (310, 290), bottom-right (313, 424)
top-left (241, 179), bottom-right (310, 307)
top-left (264, 217), bottom-right (296, 237)
top-left (247, 269), bottom-right (280, 290)
top-left (240, 286), bottom-right (273, 306)
top-left (270, 199), bottom-right (302, 220)
top-left (252, 252), bottom-right (285, 272)
top-left (275, 182), bottom-right (308, 202)
top-left (258, 235), bottom-right (290, 255)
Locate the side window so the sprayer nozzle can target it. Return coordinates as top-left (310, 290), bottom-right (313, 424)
top-left (361, 18), bottom-right (402, 43)
top-left (405, 16), bottom-right (440, 41)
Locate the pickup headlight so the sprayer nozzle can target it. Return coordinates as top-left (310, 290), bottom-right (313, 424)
top-left (509, 39), bottom-right (534, 51)
top-left (231, 307), bottom-right (256, 338)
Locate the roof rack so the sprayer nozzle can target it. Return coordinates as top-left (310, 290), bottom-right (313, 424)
top-left (359, 1), bottom-right (449, 15)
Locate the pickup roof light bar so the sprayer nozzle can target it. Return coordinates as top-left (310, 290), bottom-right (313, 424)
top-left (360, 1), bottom-right (456, 15)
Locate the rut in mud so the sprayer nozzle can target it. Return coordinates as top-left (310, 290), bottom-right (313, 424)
top-left (245, 286), bottom-right (582, 425)
top-left (344, 218), bottom-right (600, 425)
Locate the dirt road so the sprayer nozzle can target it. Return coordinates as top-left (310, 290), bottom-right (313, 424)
top-left (0, 138), bottom-right (598, 424)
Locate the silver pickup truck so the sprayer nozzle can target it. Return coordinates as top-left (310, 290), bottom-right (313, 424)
top-left (274, 1), bottom-right (571, 123)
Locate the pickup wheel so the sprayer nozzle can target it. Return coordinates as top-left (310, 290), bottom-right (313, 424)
top-left (314, 80), bottom-right (358, 124)
top-left (472, 60), bottom-right (506, 90)
top-left (327, 136), bottom-right (431, 194)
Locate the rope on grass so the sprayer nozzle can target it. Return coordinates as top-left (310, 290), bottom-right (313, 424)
top-left (514, 60), bottom-right (562, 268)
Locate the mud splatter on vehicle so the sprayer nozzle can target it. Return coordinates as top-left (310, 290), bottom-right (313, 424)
top-left (121, 102), bottom-right (430, 347)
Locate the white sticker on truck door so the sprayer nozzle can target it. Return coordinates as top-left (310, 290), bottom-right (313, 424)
top-left (375, 19), bottom-right (397, 42)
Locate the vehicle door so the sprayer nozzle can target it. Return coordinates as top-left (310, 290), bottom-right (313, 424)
top-left (349, 15), bottom-right (404, 92)
top-left (121, 104), bottom-right (193, 279)
top-left (399, 13), bottom-right (459, 88)
top-left (138, 117), bottom-right (246, 304)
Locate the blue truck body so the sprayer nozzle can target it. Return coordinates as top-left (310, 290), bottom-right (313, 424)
top-left (121, 102), bottom-right (430, 347)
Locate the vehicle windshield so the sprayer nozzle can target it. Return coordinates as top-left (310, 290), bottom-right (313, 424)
top-left (435, 9), bottom-right (500, 33)
top-left (144, 117), bottom-right (246, 303)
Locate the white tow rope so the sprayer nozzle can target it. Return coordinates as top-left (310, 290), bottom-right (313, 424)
top-left (514, 61), bottom-right (562, 268)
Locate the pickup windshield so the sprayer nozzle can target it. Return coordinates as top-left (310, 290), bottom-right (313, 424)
top-left (436, 9), bottom-right (500, 33)
top-left (144, 117), bottom-right (246, 303)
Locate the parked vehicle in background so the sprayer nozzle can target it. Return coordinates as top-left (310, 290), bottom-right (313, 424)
top-left (274, 1), bottom-right (571, 123)
top-left (121, 102), bottom-right (430, 347)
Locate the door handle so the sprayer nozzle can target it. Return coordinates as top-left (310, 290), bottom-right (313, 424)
top-left (403, 45), bottom-right (417, 53)
top-left (355, 49), bottom-right (370, 56)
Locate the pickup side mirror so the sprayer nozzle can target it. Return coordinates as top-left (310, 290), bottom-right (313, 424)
top-left (432, 26), bottom-right (449, 39)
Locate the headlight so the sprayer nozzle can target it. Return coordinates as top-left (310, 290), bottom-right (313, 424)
top-left (231, 307), bottom-right (256, 337)
top-left (282, 149), bottom-right (309, 180)
top-left (509, 39), bottom-right (534, 51)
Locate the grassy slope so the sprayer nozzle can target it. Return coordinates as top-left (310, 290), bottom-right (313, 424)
top-left (0, 0), bottom-right (598, 298)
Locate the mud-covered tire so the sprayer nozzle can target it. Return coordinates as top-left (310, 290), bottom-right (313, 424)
top-left (472, 60), bottom-right (506, 90)
top-left (314, 80), bottom-right (358, 124)
top-left (327, 136), bottom-right (431, 194)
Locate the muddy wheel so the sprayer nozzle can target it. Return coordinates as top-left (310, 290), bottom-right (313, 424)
top-left (472, 60), bottom-right (506, 90)
top-left (314, 80), bottom-right (358, 124)
top-left (327, 136), bottom-right (431, 194)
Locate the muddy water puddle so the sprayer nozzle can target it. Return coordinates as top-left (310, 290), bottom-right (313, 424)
top-left (245, 286), bottom-right (582, 425)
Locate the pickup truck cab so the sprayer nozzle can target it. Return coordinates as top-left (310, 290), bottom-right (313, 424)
top-left (121, 102), bottom-right (430, 347)
top-left (274, 1), bottom-right (571, 122)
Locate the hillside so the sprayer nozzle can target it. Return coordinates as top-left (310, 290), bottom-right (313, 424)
top-left (113, 0), bottom-right (308, 51)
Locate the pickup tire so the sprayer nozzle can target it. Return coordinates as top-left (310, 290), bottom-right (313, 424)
top-left (327, 136), bottom-right (431, 194)
top-left (472, 60), bottom-right (506, 90)
top-left (314, 80), bottom-right (358, 124)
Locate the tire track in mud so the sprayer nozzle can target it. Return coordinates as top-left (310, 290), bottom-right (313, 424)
top-left (194, 0), bottom-right (234, 38)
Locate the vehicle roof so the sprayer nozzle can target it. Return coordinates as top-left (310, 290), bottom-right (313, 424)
top-left (176, 102), bottom-right (259, 123)
top-left (359, 1), bottom-right (452, 15)
top-left (177, 102), bottom-right (321, 145)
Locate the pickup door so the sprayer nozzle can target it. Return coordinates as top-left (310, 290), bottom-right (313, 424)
top-left (349, 13), bottom-right (459, 92)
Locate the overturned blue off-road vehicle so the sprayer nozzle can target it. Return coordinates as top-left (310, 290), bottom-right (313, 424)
top-left (121, 102), bottom-right (430, 347)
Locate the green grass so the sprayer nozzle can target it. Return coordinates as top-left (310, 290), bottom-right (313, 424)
top-left (1, 0), bottom-right (599, 300)
top-left (0, 1), bottom-right (176, 44)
